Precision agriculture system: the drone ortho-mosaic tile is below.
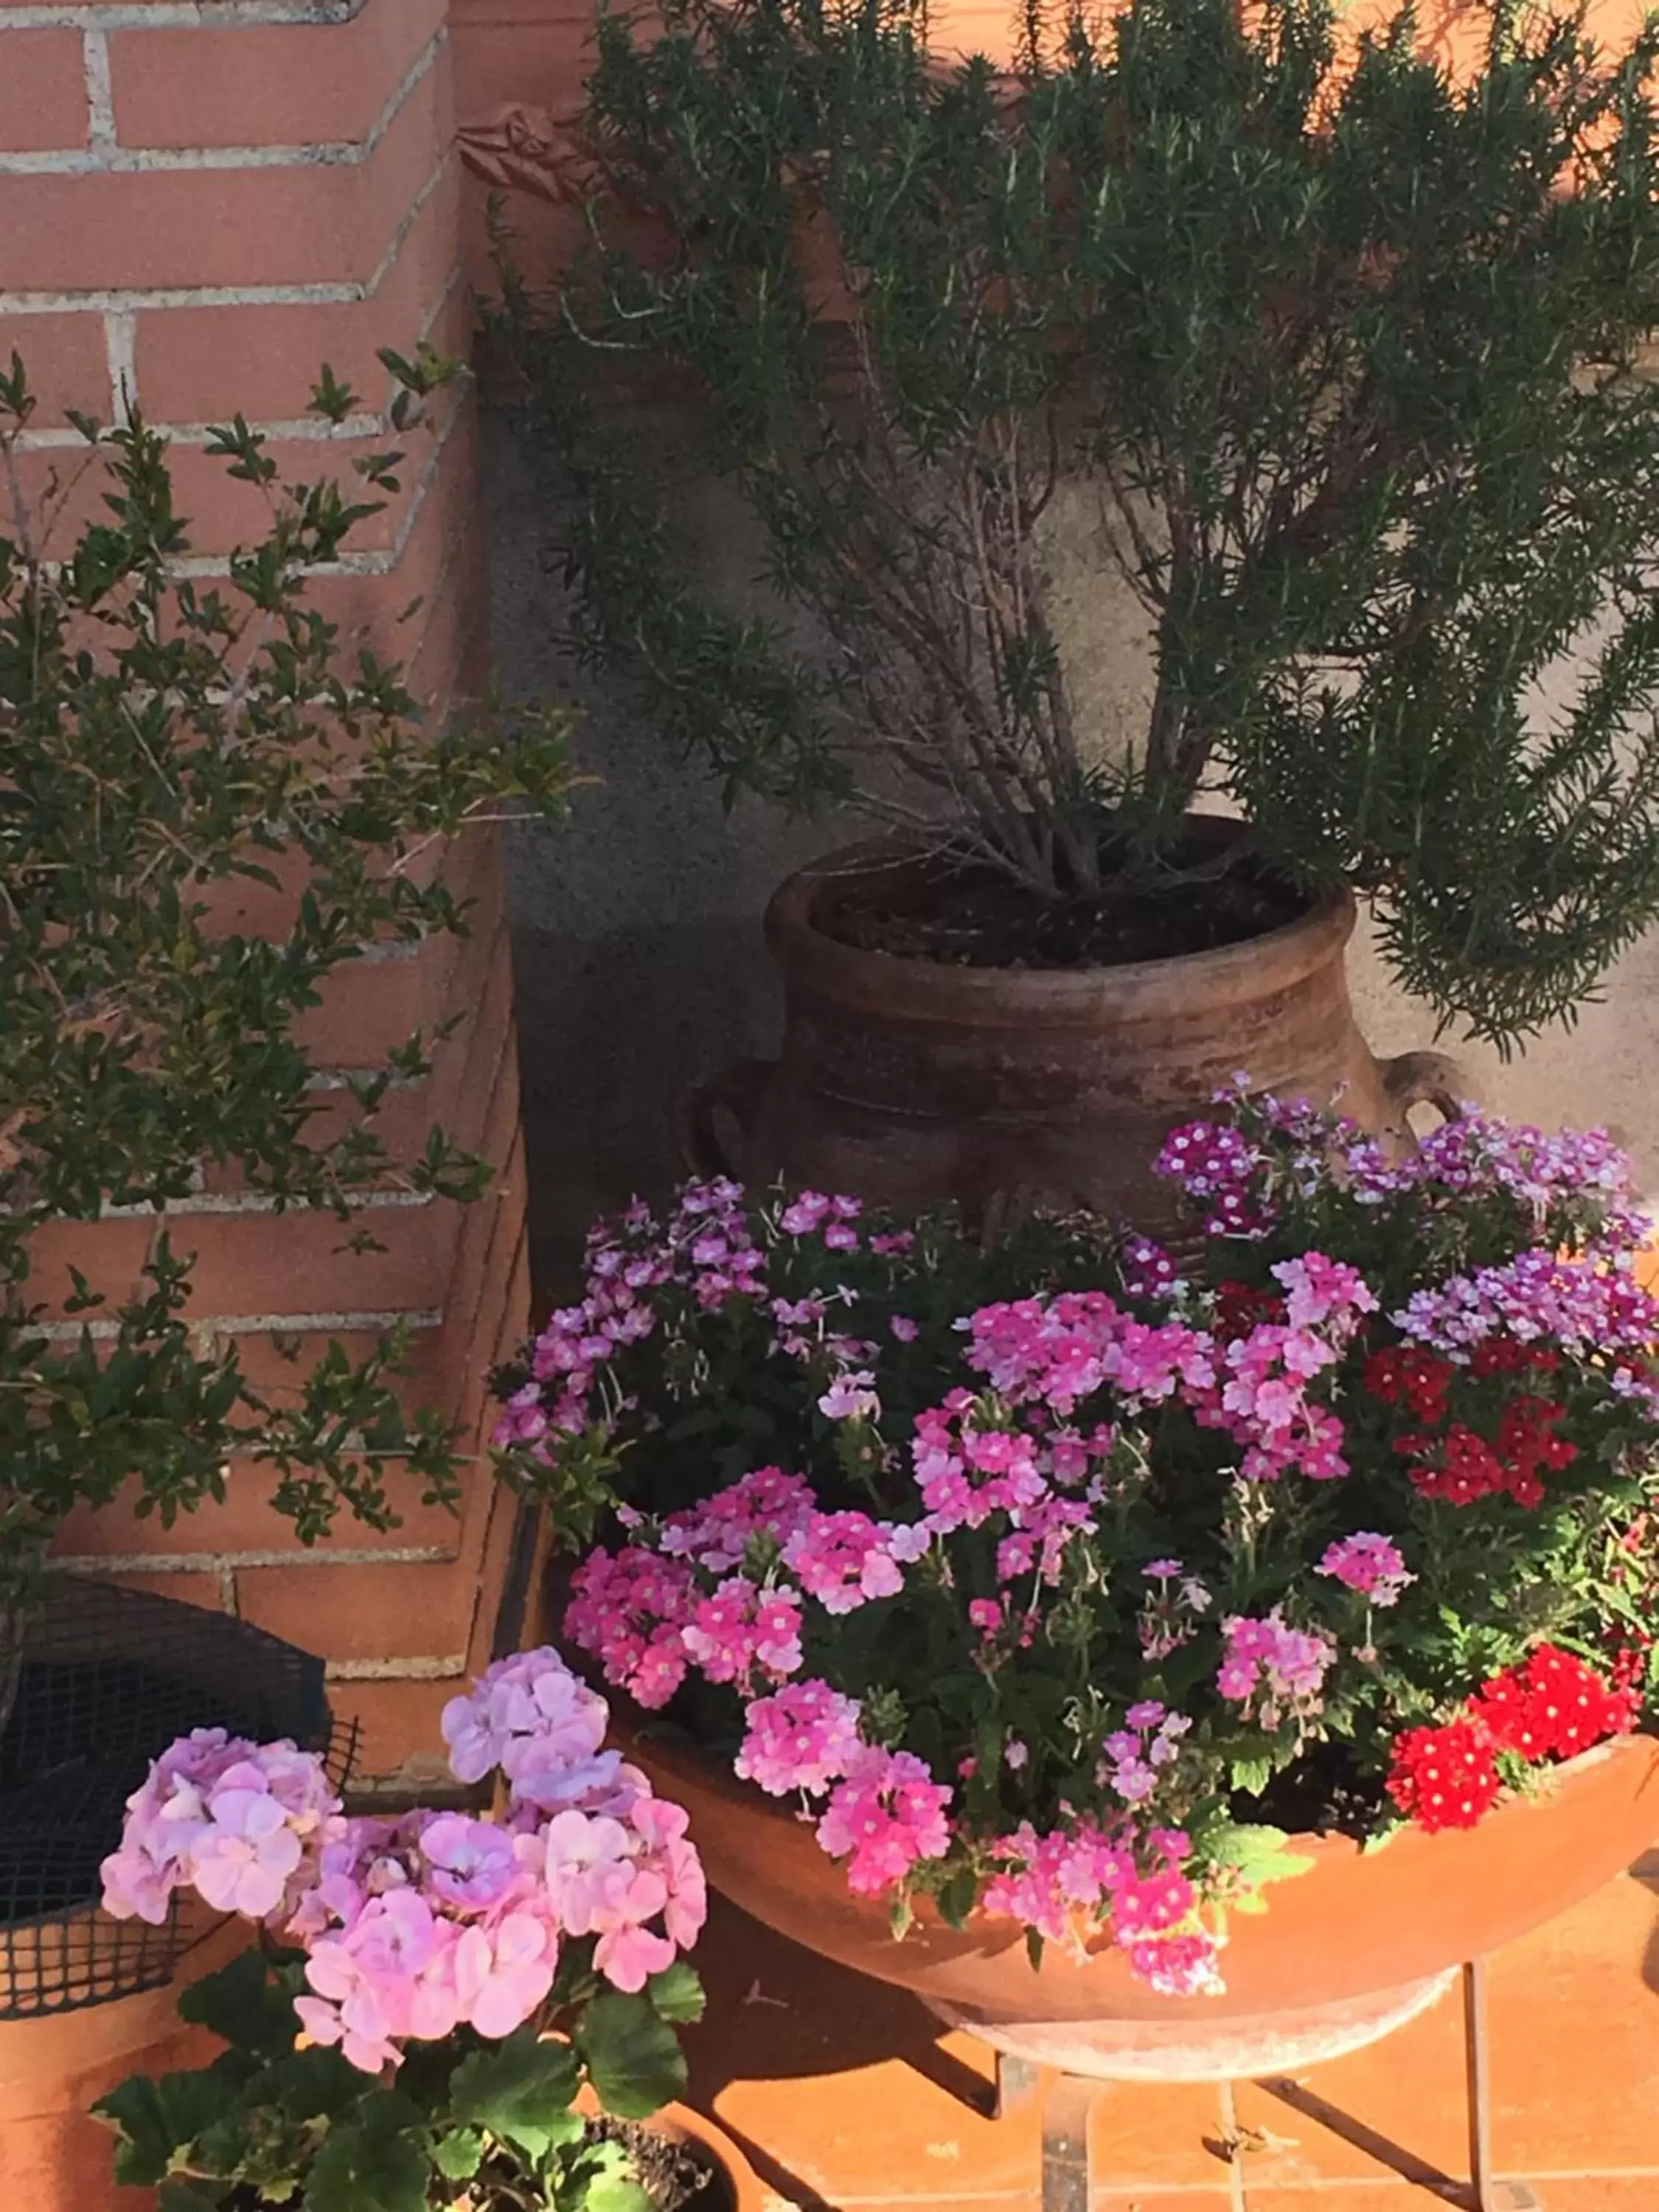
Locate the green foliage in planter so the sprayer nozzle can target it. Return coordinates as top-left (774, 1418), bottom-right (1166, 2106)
top-left (93, 1947), bottom-right (698, 2212)
top-left (495, 0), bottom-right (1659, 1043)
top-left (0, 348), bottom-right (571, 1624)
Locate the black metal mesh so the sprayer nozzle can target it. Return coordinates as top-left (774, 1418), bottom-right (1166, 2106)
top-left (0, 1579), bottom-right (353, 2018)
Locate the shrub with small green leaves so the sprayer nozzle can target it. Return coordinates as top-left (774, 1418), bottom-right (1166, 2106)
top-left (498, 0), bottom-right (1659, 1044)
top-left (0, 346), bottom-right (571, 1634)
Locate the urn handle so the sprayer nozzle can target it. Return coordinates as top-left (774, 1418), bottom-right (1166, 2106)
top-left (1377, 1048), bottom-right (1478, 1131)
top-left (672, 1057), bottom-right (776, 1180)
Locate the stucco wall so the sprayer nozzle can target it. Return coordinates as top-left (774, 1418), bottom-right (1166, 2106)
top-left (482, 400), bottom-right (1659, 1279)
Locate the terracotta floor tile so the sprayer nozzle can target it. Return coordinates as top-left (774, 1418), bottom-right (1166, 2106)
top-left (1239, 2190), bottom-right (1450, 2208)
top-left (679, 1874), bottom-right (1659, 2209)
top-left (684, 1897), bottom-right (1234, 2205)
top-left (1502, 2185), bottom-right (1659, 2211)
top-left (1093, 2190), bottom-right (1237, 2211)
top-left (1483, 1870), bottom-right (1659, 2174)
top-left (1228, 1871), bottom-right (1659, 2195)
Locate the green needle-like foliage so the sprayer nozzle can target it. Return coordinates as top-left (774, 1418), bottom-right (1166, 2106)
top-left (498, 0), bottom-right (1659, 1044)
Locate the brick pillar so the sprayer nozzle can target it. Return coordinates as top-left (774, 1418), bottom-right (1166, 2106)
top-left (0, 0), bottom-right (529, 1792)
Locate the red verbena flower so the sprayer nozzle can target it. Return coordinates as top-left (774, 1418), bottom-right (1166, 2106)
top-left (1385, 1719), bottom-right (1503, 1832)
top-left (1364, 1345), bottom-right (1454, 1425)
top-left (1509, 1644), bottom-right (1638, 1758)
top-left (1212, 1281), bottom-right (1284, 1341)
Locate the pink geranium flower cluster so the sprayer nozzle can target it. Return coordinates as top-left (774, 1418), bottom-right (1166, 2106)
top-left (100, 1730), bottom-right (341, 1927)
top-left (102, 1648), bottom-right (706, 2076)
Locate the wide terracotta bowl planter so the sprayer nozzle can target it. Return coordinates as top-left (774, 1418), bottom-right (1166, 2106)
top-left (676, 833), bottom-right (1470, 1226)
top-left (619, 1722), bottom-right (1659, 2081)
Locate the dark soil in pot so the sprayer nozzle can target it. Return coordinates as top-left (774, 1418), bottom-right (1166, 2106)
top-left (820, 846), bottom-right (1307, 969)
top-left (1245, 1737), bottom-right (1389, 1843)
top-left (586, 2117), bottom-right (732, 2211)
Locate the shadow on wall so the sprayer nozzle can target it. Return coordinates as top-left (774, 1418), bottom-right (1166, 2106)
top-left (509, 917), bottom-right (781, 1285)
top-left (478, 406), bottom-right (849, 1287)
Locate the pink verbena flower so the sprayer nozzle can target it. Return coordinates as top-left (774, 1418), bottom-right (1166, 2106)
top-left (818, 1370), bottom-right (880, 1422)
top-left (681, 1576), bottom-right (804, 1686)
top-left (814, 1746), bottom-right (951, 1896)
top-left (734, 1680), bottom-right (864, 1797)
top-left (1271, 1253), bottom-right (1379, 1338)
top-left (563, 1546), bottom-right (698, 1708)
top-left (782, 1512), bottom-right (907, 1614)
top-left (1217, 1614), bottom-right (1335, 1722)
top-left (658, 1467), bottom-right (817, 1571)
top-left (1318, 1532), bottom-right (1413, 1607)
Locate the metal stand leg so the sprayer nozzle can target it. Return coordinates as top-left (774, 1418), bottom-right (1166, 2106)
top-left (1038, 2073), bottom-right (1099, 2212)
top-left (992, 2050), bottom-right (1040, 2121)
top-left (1464, 1958), bottom-right (1541, 2212)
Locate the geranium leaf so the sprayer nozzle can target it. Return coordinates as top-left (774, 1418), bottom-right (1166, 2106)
top-left (574, 1992), bottom-right (688, 2121)
top-left (92, 2061), bottom-right (248, 2185)
top-left (176, 1951), bottom-right (303, 2062)
top-left (432, 2128), bottom-right (485, 2180)
top-left (302, 2104), bottom-right (429, 2212)
top-left (448, 2027), bottom-right (582, 2158)
top-left (646, 1961), bottom-right (706, 2023)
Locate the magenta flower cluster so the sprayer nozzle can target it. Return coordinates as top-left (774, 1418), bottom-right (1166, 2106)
top-left (496, 1179), bottom-right (917, 1458)
top-left (101, 1648), bottom-right (705, 2075)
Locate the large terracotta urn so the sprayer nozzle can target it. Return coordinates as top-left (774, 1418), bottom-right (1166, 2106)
top-left (678, 834), bottom-right (1470, 1225)
top-left (617, 1722), bottom-right (1659, 2081)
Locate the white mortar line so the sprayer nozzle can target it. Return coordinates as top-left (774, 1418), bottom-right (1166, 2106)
top-left (98, 1185), bottom-right (435, 1218)
top-left (37, 1306), bottom-right (444, 1341)
top-left (1, 4), bottom-right (363, 28)
top-left (102, 307), bottom-right (136, 422)
top-left (0, 145), bottom-right (453, 316)
top-left (15, 409), bottom-right (384, 452)
top-left (81, 28), bottom-right (116, 148)
top-left (324, 1655), bottom-right (468, 1680)
top-left (56, 1544), bottom-right (457, 1573)
top-left (306, 1066), bottom-right (421, 1091)
top-left (0, 27), bottom-right (444, 178)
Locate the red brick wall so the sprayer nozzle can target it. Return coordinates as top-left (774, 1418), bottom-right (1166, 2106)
top-left (0, 0), bottom-right (529, 1791)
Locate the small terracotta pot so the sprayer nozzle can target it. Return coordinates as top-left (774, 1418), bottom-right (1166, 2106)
top-left (640, 2101), bottom-right (770, 2212)
top-left (676, 834), bottom-right (1471, 1225)
top-left (574, 2091), bottom-right (769, 2212)
top-left (0, 1915), bottom-right (246, 2212)
top-left (616, 1721), bottom-right (1659, 2081)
